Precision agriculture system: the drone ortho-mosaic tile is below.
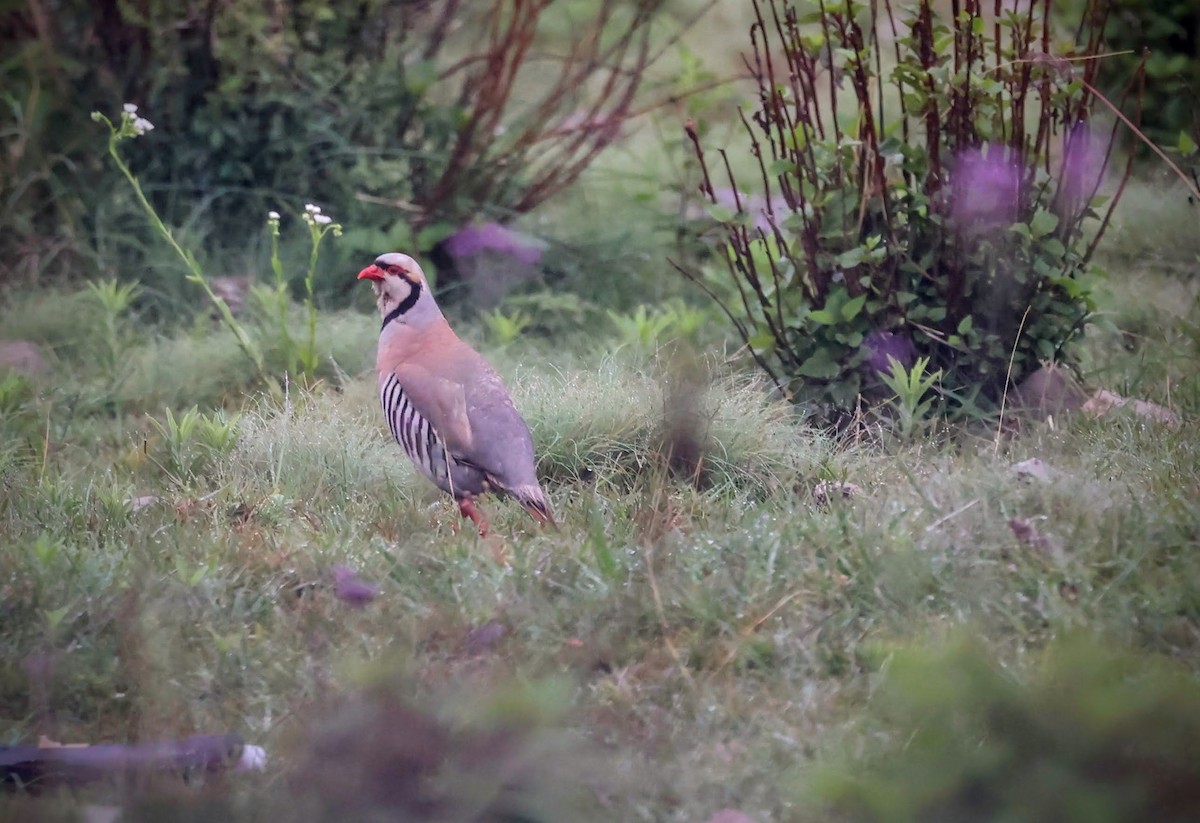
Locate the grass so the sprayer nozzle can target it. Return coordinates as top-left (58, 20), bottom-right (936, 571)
top-left (1099, 173), bottom-right (1200, 274)
top-left (1, 219), bottom-right (1198, 819)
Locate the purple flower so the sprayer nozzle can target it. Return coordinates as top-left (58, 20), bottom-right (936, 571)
top-left (862, 330), bottom-right (916, 376)
top-left (950, 144), bottom-right (1021, 232)
top-left (332, 564), bottom-right (379, 608)
top-left (441, 223), bottom-right (546, 266)
top-left (1060, 121), bottom-right (1106, 206)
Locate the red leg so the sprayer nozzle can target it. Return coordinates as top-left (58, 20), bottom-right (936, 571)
top-left (457, 498), bottom-right (490, 537)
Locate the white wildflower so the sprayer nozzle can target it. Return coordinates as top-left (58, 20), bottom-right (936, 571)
top-left (123, 103), bottom-right (139, 114)
top-left (301, 212), bottom-right (314, 225)
top-left (304, 203), bottom-right (321, 214)
top-left (268, 210), bottom-right (281, 220)
top-left (132, 117), bottom-right (155, 135)
top-left (313, 213), bottom-right (332, 225)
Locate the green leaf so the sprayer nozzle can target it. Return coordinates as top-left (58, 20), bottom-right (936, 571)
top-left (1041, 237), bottom-right (1066, 258)
top-left (768, 158), bottom-right (797, 176)
top-left (591, 535), bottom-right (619, 581)
top-left (798, 350), bottom-right (841, 379)
top-left (386, 221), bottom-right (414, 248)
top-left (836, 246), bottom-right (866, 268)
top-left (841, 294), bottom-right (867, 321)
top-left (1179, 130), bottom-right (1198, 157)
top-left (808, 308), bottom-right (837, 326)
top-left (1029, 209), bottom-right (1059, 239)
top-left (44, 606), bottom-right (69, 630)
top-left (828, 373), bottom-right (862, 408)
top-left (416, 222), bottom-right (456, 250)
top-left (708, 204), bottom-right (735, 223)
top-left (956, 315), bottom-right (973, 335)
top-left (748, 332), bottom-right (776, 351)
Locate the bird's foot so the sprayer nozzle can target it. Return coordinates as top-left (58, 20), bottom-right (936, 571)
top-left (458, 498), bottom-right (490, 538)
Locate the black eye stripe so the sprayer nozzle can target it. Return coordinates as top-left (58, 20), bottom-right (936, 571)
top-left (381, 278), bottom-right (422, 329)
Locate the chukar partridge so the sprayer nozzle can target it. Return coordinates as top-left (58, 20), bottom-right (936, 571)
top-left (358, 252), bottom-right (555, 535)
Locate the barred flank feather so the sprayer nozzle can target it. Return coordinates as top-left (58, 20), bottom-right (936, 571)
top-left (380, 372), bottom-right (449, 489)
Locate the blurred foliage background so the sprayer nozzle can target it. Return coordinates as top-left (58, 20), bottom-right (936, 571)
top-left (1, 0), bottom-right (1196, 314)
top-left (1, 0), bottom-right (680, 308)
top-left (1084, 0), bottom-right (1199, 147)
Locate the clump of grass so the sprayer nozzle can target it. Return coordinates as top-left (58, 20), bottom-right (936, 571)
top-left (807, 634), bottom-right (1200, 822)
top-left (514, 354), bottom-right (830, 495)
top-left (0, 287), bottom-right (108, 358)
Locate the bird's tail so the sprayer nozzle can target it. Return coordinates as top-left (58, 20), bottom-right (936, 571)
top-left (512, 484), bottom-right (557, 528)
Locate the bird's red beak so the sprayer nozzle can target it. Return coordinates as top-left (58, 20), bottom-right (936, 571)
top-left (357, 264), bottom-right (385, 281)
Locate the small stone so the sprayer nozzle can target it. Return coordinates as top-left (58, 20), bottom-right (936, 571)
top-left (1012, 364), bottom-right (1087, 420)
top-left (1082, 389), bottom-right (1181, 429)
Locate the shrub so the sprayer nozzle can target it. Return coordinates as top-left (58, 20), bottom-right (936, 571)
top-left (809, 635), bottom-right (1200, 822)
top-left (678, 0), bottom-right (1140, 416)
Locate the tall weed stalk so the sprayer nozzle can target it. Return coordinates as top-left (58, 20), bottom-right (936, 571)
top-left (94, 107), bottom-right (341, 393)
top-left (93, 106), bottom-right (270, 390)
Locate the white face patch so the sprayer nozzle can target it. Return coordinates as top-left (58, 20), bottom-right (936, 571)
top-left (375, 274), bottom-right (415, 306)
top-left (375, 269), bottom-right (425, 327)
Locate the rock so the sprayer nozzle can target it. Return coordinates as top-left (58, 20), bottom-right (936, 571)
top-left (1082, 389), bottom-right (1181, 429)
top-left (0, 340), bottom-right (48, 377)
top-left (1012, 364), bottom-right (1087, 420)
top-left (211, 276), bottom-right (251, 317)
top-left (432, 222), bottom-right (548, 308)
